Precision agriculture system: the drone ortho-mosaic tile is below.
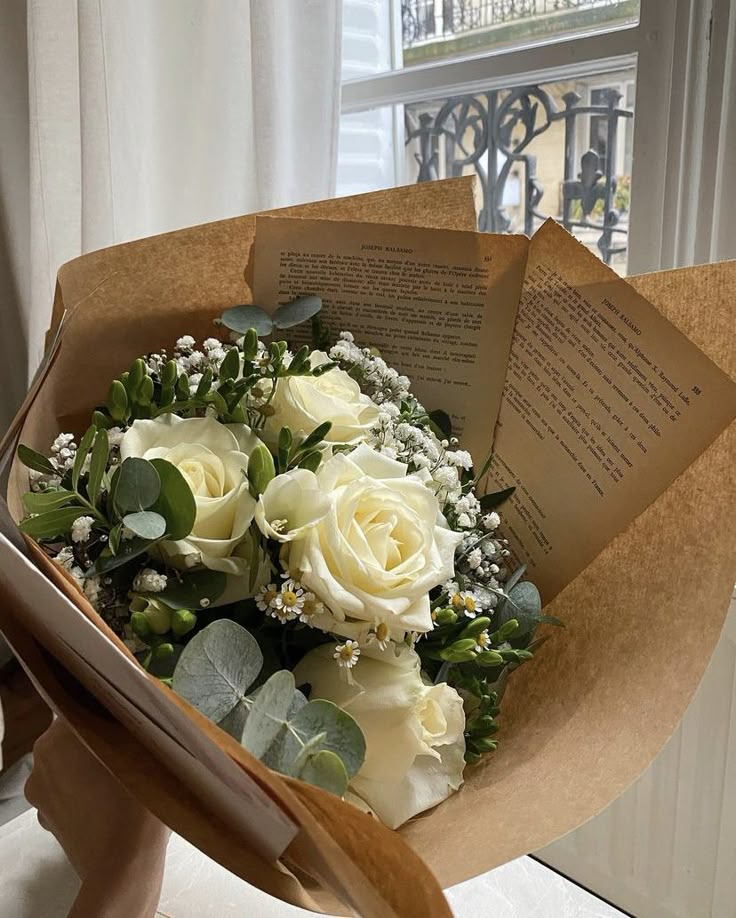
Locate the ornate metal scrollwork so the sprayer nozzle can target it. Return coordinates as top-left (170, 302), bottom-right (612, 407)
top-left (405, 83), bottom-right (633, 264)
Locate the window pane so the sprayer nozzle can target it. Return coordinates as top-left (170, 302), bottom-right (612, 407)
top-left (340, 1), bottom-right (640, 76)
top-left (337, 67), bottom-right (636, 273)
top-left (402, 1), bottom-right (640, 64)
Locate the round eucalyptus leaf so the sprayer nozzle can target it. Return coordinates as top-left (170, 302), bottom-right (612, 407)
top-left (297, 750), bottom-right (348, 797)
top-left (496, 580), bottom-right (542, 638)
top-left (172, 620), bottom-right (263, 722)
top-left (241, 670), bottom-right (295, 759)
top-left (122, 510), bottom-right (167, 541)
top-left (149, 458), bottom-right (196, 540)
top-left (508, 580), bottom-right (541, 617)
top-left (114, 457), bottom-right (161, 514)
top-left (218, 702), bottom-right (250, 741)
top-left (261, 690), bottom-right (308, 771)
top-left (221, 305), bottom-right (274, 337)
top-left (287, 698), bottom-right (366, 779)
top-left (272, 295), bottom-right (322, 330)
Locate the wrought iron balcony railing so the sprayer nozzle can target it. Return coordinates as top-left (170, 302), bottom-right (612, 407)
top-left (405, 85), bottom-right (633, 265)
top-left (402, 0), bottom-right (628, 47)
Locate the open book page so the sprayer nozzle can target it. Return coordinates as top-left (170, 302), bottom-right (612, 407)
top-left (488, 220), bottom-right (736, 601)
top-left (249, 215), bottom-right (528, 465)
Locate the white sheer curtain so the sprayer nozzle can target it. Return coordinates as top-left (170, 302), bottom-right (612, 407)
top-left (0, 0), bottom-right (342, 430)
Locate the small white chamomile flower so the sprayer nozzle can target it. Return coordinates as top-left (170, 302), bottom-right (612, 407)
top-left (333, 640), bottom-right (361, 669)
top-left (255, 583), bottom-right (279, 613)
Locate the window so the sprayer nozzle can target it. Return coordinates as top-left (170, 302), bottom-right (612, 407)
top-left (338, 0), bottom-right (676, 275)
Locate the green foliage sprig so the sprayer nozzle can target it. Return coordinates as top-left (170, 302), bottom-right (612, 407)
top-left (172, 620), bottom-right (366, 797)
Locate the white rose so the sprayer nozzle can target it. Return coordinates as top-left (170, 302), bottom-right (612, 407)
top-left (265, 351), bottom-right (380, 445)
top-left (287, 444), bottom-right (462, 640)
top-left (120, 415), bottom-right (259, 574)
top-left (294, 642), bottom-right (466, 829)
top-left (254, 468), bottom-right (330, 542)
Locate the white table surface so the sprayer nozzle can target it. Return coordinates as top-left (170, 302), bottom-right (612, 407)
top-left (0, 807), bottom-right (625, 917)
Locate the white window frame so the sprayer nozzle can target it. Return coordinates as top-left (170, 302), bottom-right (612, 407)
top-left (341, 0), bottom-right (728, 275)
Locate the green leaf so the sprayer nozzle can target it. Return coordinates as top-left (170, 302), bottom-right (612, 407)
top-left (22, 489), bottom-right (76, 513)
top-left (241, 328), bottom-right (259, 360)
top-left (87, 536), bottom-right (153, 575)
top-left (87, 428), bottom-right (110, 507)
top-left (538, 614), bottom-right (565, 628)
top-left (136, 375), bottom-right (154, 407)
top-left (473, 449), bottom-right (494, 485)
top-left (296, 421), bottom-right (332, 454)
top-left (108, 522), bottom-right (122, 555)
top-left (479, 486), bottom-right (515, 512)
top-left (297, 450), bottom-right (322, 473)
top-left (122, 510), bottom-right (167, 540)
top-left (496, 580), bottom-right (543, 639)
top-left (285, 699), bottom-right (366, 779)
top-left (272, 295), bottom-right (322, 330)
top-left (149, 459), bottom-right (196, 541)
top-left (220, 305), bottom-right (274, 337)
top-left (247, 443), bottom-right (276, 497)
top-left (17, 444), bottom-right (56, 476)
top-left (106, 379), bottom-right (129, 423)
top-left (172, 620), bottom-right (263, 722)
top-left (428, 409), bottom-right (452, 440)
top-left (241, 670), bottom-right (296, 759)
top-left (145, 644), bottom-right (183, 679)
top-left (278, 426), bottom-right (292, 471)
top-left (20, 506), bottom-right (90, 540)
top-left (219, 347), bottom-right (240, 382)
top-left (154, 569), bottom-right (226, 610)
top-left (297, 750), bottom-right (348, 797)
top-left (114, 458), bottom-right (161, 514)
top-left (72, 426), bottom-right (96, 490)
top-left (504, 564), bottom-right (526, 593)
top-left (261, 690), bottom-right (308, 769)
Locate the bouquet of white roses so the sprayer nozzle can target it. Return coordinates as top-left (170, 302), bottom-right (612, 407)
top-left (16, 297), bottom-right (556, 829)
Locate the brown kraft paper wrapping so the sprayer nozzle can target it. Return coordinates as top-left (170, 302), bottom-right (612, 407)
top-left (2, 178), bottom-right (735, 915)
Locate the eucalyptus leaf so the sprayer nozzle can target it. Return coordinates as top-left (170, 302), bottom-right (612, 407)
top-left (297, 750), bottom-right (348, 797)
top-left (149, 458), bottom-right (196, 540)
top-left (272, 295), bottom-right (322, 330)
top-left (114, 458), bottom-right (161, 514)
top-left (282, 699), bottom-right (365, 779)
top-left (22, 489), bottom-right (76, 513)
top-left (220, 305), bottom-right (274, 337)
top-left (217, 702), bottom-right (250, 741)
top-left (20, 506), bottom-right (90, 541)
top-left (495, 580), bottom-right (543, 639)
top-left (17, 444), bottom-right (56, 476)
top-left (122, 510), bottom-right (167, 540)
top-left (261, 690), bottom-right (308, 771)
top-left (479, 486), bottom-right (515, 512)
top-left (87, 428), bottom-right (110, 507)
top-left (172, 620), bottom-right (263, 722)
top-left (504, 564), bottom-right (527, 593)
top-left (241, 670), bottom-right (296, 759)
